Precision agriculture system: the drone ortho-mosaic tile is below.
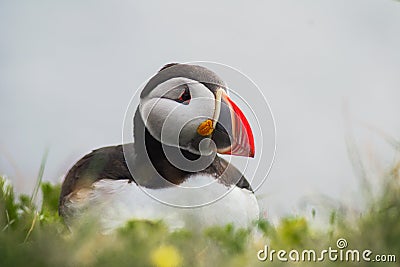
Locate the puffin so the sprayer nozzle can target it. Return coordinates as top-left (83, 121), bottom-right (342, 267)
top-left (59, 63), bottom-right (259, 231)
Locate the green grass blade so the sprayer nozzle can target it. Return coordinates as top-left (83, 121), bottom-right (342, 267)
top-left (30, 148), bottom-right (49, 206)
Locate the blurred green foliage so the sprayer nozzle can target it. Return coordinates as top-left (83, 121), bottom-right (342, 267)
top-left (0, 162), bottom-right (399, 266)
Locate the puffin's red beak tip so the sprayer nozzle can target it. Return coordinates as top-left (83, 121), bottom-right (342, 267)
top-left (219, 92), bottom-right (255, 158)
top-left (249, 149), bottom-right (255, 158)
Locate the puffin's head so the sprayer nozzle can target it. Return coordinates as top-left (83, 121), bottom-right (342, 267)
top-left (139, 63), bottom-right (255, 158)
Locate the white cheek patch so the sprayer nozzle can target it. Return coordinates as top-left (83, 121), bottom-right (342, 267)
top-left (162, 94), bottom-right (215, 147)
top-left (139, 98), bottom-right (172, 138)
top-left (139, 80), bottom-right (216, 149)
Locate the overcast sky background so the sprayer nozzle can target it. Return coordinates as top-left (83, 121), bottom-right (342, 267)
top-left (1, 0), bottom-right (400, 220)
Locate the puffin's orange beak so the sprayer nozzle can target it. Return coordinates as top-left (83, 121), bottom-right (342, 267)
top-left (212, 89), bottom-right (255, 158)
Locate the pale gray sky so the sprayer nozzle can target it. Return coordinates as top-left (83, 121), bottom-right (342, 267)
top-left (1, 0), bottom-right (400, 219)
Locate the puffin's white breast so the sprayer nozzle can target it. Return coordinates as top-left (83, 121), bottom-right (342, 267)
top-left (65, 175), bottom-right (259, 232)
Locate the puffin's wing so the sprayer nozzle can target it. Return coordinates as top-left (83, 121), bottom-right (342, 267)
top-left (209, 156), bottom-right (253, 192)
top-left (59, 144), bottom-right (133, 217)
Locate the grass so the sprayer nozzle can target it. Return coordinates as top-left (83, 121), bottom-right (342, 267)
top-left (0, 161), bottom-right (399, 266)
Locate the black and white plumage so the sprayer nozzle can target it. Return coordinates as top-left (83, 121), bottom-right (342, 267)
top-left (59, 63), bottom-right (258, 231)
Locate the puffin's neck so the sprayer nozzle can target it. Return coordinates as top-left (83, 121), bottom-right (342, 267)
top-left (132, 109), bottom-right (201, 186)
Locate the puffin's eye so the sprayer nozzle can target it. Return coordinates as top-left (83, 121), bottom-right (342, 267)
top-left (176, 86), bottom-right (191, 105)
